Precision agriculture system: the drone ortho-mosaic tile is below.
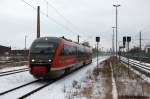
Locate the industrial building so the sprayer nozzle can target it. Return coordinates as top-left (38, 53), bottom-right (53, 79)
top-left (145, 45), bottom-right (150, 53)
top-left (0, 45), bottom-right (11, 55)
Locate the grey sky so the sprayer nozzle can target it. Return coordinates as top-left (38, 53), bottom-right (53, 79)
top-left (0, 0), bottom-right (150, 50)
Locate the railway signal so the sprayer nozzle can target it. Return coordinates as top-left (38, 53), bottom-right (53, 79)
top-left (123, 36), bottom-right (126, 47)
top-left (122, 36), bottom-right (131, 75)
top-left (96, 37), bottom-right (100, 72)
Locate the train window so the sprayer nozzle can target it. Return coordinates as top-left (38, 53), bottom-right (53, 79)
top-left (34, 43), bottom-right (54, 48)
top-left (61, 44), bottom-right (77, 56)
top-left (61, 48), bottom-right (65, 56)
top-left (31, 42), bottom-right (57, 54)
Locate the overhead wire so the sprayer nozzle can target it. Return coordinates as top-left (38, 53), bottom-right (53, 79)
top-left (140, 24), bottom-right (150, 32)
top-left (21, 0), bottom-right (74, 33)
top-left (42, 0), bottom-right (81, 33)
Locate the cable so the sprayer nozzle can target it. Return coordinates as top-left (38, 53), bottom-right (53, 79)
top-left (140, 24), bottom-right (150, 32)
top-left (21, 0), bottom-right (74, 33)
top-left (42, 0), bottom-right (81, 33)
top-left (21, 0), bottom-right (36, 10)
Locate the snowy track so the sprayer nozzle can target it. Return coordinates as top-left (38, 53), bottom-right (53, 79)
top-left (0, 68), bottom-right (29, 77)
top-left (0, 79), bottom-right (40, 95)
top-left (0, 56), bottom-right (110, 99)
top-left (121, 57), bottom-right (150, 77)
top-left (0, 80), bottom-right (50, 99)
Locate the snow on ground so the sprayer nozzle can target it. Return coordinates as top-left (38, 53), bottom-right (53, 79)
top-left (112, 57), bottom-right (150, 97)
top-left (64, 58), bottom-right (112, 99)
top-left (110, 63), bottom-right (118, 99)
top-left (0, 71), bottom-right (36, 93)
top-left (0, 65), bottom-right (28, 72)
top-left (122, 61), bottom-right (150, 84)
top-left (0, 80), bottom-right (48, 99)
top-left (26, 56), bottom-right (110, 99)
top-left (121, 56), bottom-right (150, 66)
top-left (121, 57), bottom-right (150, 83)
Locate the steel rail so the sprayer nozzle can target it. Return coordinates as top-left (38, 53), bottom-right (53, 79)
top-left (121, 58), bottom-right (150, 77)
top-left (0, 68), bottom-right (29, 77)
top-left (18, 59), bottom-right (96, 99)
top-left (0, 58), bottom-right (98, 98)
top-left (0, 79), bottom-right (40, 95)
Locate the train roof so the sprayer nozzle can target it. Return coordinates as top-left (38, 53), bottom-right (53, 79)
top-left (33, 37), bottom-right (60, 43)
top-left (33, 37), bottom-right (91, 48)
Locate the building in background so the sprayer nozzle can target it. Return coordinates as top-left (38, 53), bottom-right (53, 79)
top-left (145, 45), bottom-right (150, 53)
top-left (10, 50), bottom-right (29, 56)
top-left (0, 45), bottom-right (11, 55)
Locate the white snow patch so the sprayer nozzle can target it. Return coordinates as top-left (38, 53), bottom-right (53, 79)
top-left (26, 56), bottom-right (110, 99)
top-left (121, 57), bottom-right (150, 83)
top-left (110, 63), bottom-right (118, 99)
top-left (0, 72), bottom-right (36, 93)
top-left (0, 65), bottom-right (28, 72)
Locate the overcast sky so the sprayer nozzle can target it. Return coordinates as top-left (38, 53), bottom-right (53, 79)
top-left (0, 0), bottom-right (150, 50)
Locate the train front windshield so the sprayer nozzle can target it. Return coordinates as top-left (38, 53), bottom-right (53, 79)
top-left (30, 42), bottom-right (57, 63)
top-left (31, 42), bottom-right (56, 53)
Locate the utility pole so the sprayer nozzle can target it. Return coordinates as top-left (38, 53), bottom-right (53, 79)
top-left (96, 37), bottom-right (100, 73)
top-left (25, 35), bottom-right (27, 50)
top-left (112, 27), bottom-right (115, 56)
top-left (77, 35), bottom-right (80, 43)
top-left (139, 32), bottom-right (142, 62)
top-left (113, 4), bottom-right (120, 58)
top-left (140, 32), bottom-right (142, 51)
top-left (127, 36), bottom-right (131, 75)
top-left (24, 35), bottom-right (28, 58)
top-left (37, 6), bottom-right (40, 38)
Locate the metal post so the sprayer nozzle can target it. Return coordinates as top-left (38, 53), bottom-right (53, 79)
top-left (25, 35), bottom-right (27, 50)
top-left (96, 36), bottom-right (100, 73)
top-left (139, 32), bottom-right (142, 62)
top-left (140, 32), bottom-right (141, 51)
top-left (113, 5), bottom-right (120, 59)
top-left (127, 42), bottom-right (129, 75)
top-left (97, 42), bottom-right (99, 68)
top-left (116, 7), bottom-right (118, 58)
top-left (24, 35), bottom-right (27, 59)
top-left (112, 27), bottom-right (115, 56)
top-left (119, 46), bottom-right (120, 61)
top-left (37, 6), bottom-right (40, 38)
top-left (77, 35), bottom-right (80, 43)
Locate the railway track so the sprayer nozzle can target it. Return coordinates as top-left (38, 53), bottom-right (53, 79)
top-left (121, 57), bottom-right (150, 77)
top-left (18, 79), bottom-right (59, 99)
top-left (0, 68), bottom-right (29, 77)
top-left (0, 59), bottom-right (98, 99)
top-left (0, 79), bottom-right (40, 95)
top-left (18, 61), bottom-right (96, 99)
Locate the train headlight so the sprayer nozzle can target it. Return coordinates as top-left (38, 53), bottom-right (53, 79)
top-left (31, 59), bottom-right (35, 62)
top-left (48, 59), bottom-right (51, 62)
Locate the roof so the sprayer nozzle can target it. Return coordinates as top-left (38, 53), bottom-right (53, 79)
top-left (33, 37), bottom-right (60, 43)
top-left (145, 45), bottom-right (150, 48)
top-left (0, 45), bottom-right (11, 49)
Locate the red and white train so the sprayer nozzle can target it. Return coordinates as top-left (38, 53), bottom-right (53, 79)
top-left (29, 37), bottom-right (92, 79)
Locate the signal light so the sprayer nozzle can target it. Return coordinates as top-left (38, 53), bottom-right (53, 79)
top-left (127, 36), bottom-right (131, 42)
top-left (123, 36), bottom-right (126, 47)
top-left (96, 37), bottom-right (100, 42)
top-left (123, 36), bottom-right (126, 42)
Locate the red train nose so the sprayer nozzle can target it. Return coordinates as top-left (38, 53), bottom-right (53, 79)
top-left (32, 66), bottom-right (47, 74)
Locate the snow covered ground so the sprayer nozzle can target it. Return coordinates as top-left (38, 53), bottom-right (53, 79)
top-left (112, 57), bottom-right (150, 97)
top-left (121, 56), bottom-right (150, 66)
top-left (0, 56), bottom-right (110, 99)
top-left (0, 71), bottom-right (36, 93)
top-left (0, 65), bottom-right (28, 73)
top-left (26, 56), bottom-right (110, 99)
top-left (120, 56), bottom-right (150, 83)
